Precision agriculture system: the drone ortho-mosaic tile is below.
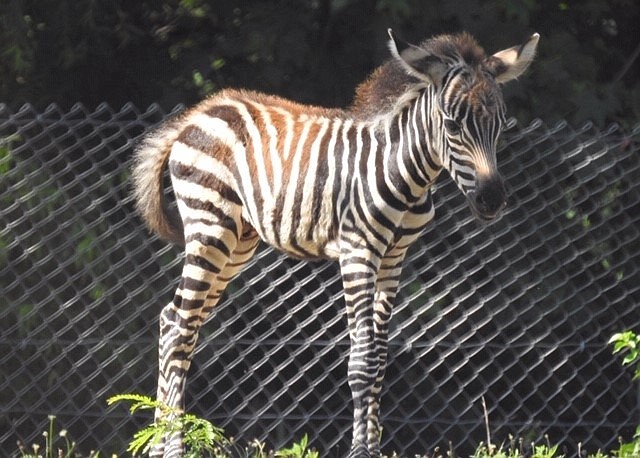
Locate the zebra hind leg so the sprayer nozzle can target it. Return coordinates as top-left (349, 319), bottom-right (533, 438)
top-left (151, 228), bottom-right (258, 457)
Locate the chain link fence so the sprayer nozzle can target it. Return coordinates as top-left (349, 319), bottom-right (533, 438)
top-left (1, 102), bottom-right (639, 457)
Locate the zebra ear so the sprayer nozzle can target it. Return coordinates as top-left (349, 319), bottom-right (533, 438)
top-left (387, 29), bottom-right (447, 85)
top-left (487, 33), bottom-right (540, 84)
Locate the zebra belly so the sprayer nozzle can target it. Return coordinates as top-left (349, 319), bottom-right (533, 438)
top-left (242, 200), bottom-right (341, 261)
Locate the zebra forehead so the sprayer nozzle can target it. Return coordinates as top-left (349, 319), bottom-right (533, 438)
top-left (428, 34), bottom-right (506, 109)
top-left (443, 75), bottom-right (503, 118)
top-left (419, 32), bottom-right (487, 66)
top-left (466, 79), bottom-right (503, 113)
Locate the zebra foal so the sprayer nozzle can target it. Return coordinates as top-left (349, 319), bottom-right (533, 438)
top-left (132, 29), bottom-right (538, 457)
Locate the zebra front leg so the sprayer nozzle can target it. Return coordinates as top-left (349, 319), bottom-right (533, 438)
top-left (346, 308), bottom-right (378, 458)
top-left (366, 262), bottom-right (402, 456)
top-left (341, 251), bottom-right (381, 458)
top-left (366, 248), bottom-right (409, 455)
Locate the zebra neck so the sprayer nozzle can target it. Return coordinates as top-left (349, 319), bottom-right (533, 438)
top-left (375, 88), bottom-right (443, 201)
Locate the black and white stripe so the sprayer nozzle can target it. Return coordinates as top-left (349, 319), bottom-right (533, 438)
top-left (132, 30), bottom-right (538, 458)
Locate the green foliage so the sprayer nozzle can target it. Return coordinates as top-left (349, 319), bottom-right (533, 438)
top-left (108, 394), bottom-right (226, 456)
top-left (471, 441), bottom-right (521, 458)
top-left (386, 331), bottom-right (640, 458)
top-left (107, 393), bottom-right (162, 415)
top-left (613, 426), bottom-right (640, 458)
top-left (108, 390), bottom-right (637, 458)
top-left (1, 0), bottom-right (639, 125)
top-left (13, 406), bottom-right (640, 458)
top-left (609, 330), bottom-right (640, 379)
top-left (0, 142), bottom-right (13, 174)
top-left (274, 434), bottom-right (318, 458)
top-left (531, 443), bottom-right (561, 458)
top-left (470, 438), bottom-right (563, 458)
top-left (108, 393), bottom-right (319, 458)
top-left (607, 330), bottom-right (640, 456)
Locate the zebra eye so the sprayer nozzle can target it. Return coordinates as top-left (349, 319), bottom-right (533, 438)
top-left (444, 119), bottom-right (461, 135)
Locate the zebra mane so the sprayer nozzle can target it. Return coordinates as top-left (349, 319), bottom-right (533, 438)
top-left (350, 32), bottom-right (488, 118)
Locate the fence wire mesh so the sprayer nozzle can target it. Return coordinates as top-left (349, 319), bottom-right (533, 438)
top-left (1, 103), bottom-right (639, 457)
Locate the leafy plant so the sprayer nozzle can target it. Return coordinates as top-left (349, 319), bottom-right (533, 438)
top-left (609, 330), bottom-right (640, 456)
top-left (274, 433), bottom-right (318, 458)
top-left (107, 394), bottom-right (228, 457)
top-left (108, 393), bottom-right (318, 458)
top-left (609, 330), bottom-right (640, 379)
top-left (531, 443), bottom-right (562, 458)
top-left (470, 436), bottom-right (562, 458)
top-left (613, 426), bottom-right (640, 458)
top-left (471, 441), bottom-right (520, 458)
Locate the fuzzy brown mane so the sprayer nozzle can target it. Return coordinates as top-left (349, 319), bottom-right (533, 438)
top-left (350, 61), bottom-right (417, 118)
top-left (350, 32), bottom-right (489, 118)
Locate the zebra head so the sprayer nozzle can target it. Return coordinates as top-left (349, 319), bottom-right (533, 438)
top-left (388, 30), bottom-right (539, 221)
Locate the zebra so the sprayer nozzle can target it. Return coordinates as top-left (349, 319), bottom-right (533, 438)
top-left (132, 29), bottom-right (539, 457)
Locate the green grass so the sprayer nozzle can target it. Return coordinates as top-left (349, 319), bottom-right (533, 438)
top-left (15, 331), bottom-right (640, 457)
top-left (14, 409), bottom-right (640, 458)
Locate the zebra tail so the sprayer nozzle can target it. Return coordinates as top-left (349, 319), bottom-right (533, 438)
top-left (131, 120), bottom-right (185, 245)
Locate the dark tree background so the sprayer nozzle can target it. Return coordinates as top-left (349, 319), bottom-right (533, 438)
top-left (1, 0), bottom-right (639, 126)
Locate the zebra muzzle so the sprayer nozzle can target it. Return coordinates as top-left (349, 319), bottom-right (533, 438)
top-left (469, 178), bottom-right (507, 221)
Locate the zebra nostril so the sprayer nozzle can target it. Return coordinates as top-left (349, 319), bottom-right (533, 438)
top-left (477, 192), bottom-right (496, 208)
top-left (476, 193), bottom-right (488, 210)
top-left (476, 193), bottom-right (491, 213)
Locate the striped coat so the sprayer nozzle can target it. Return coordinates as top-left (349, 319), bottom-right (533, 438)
top-left (132, 29), bottom-right (539, 458)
